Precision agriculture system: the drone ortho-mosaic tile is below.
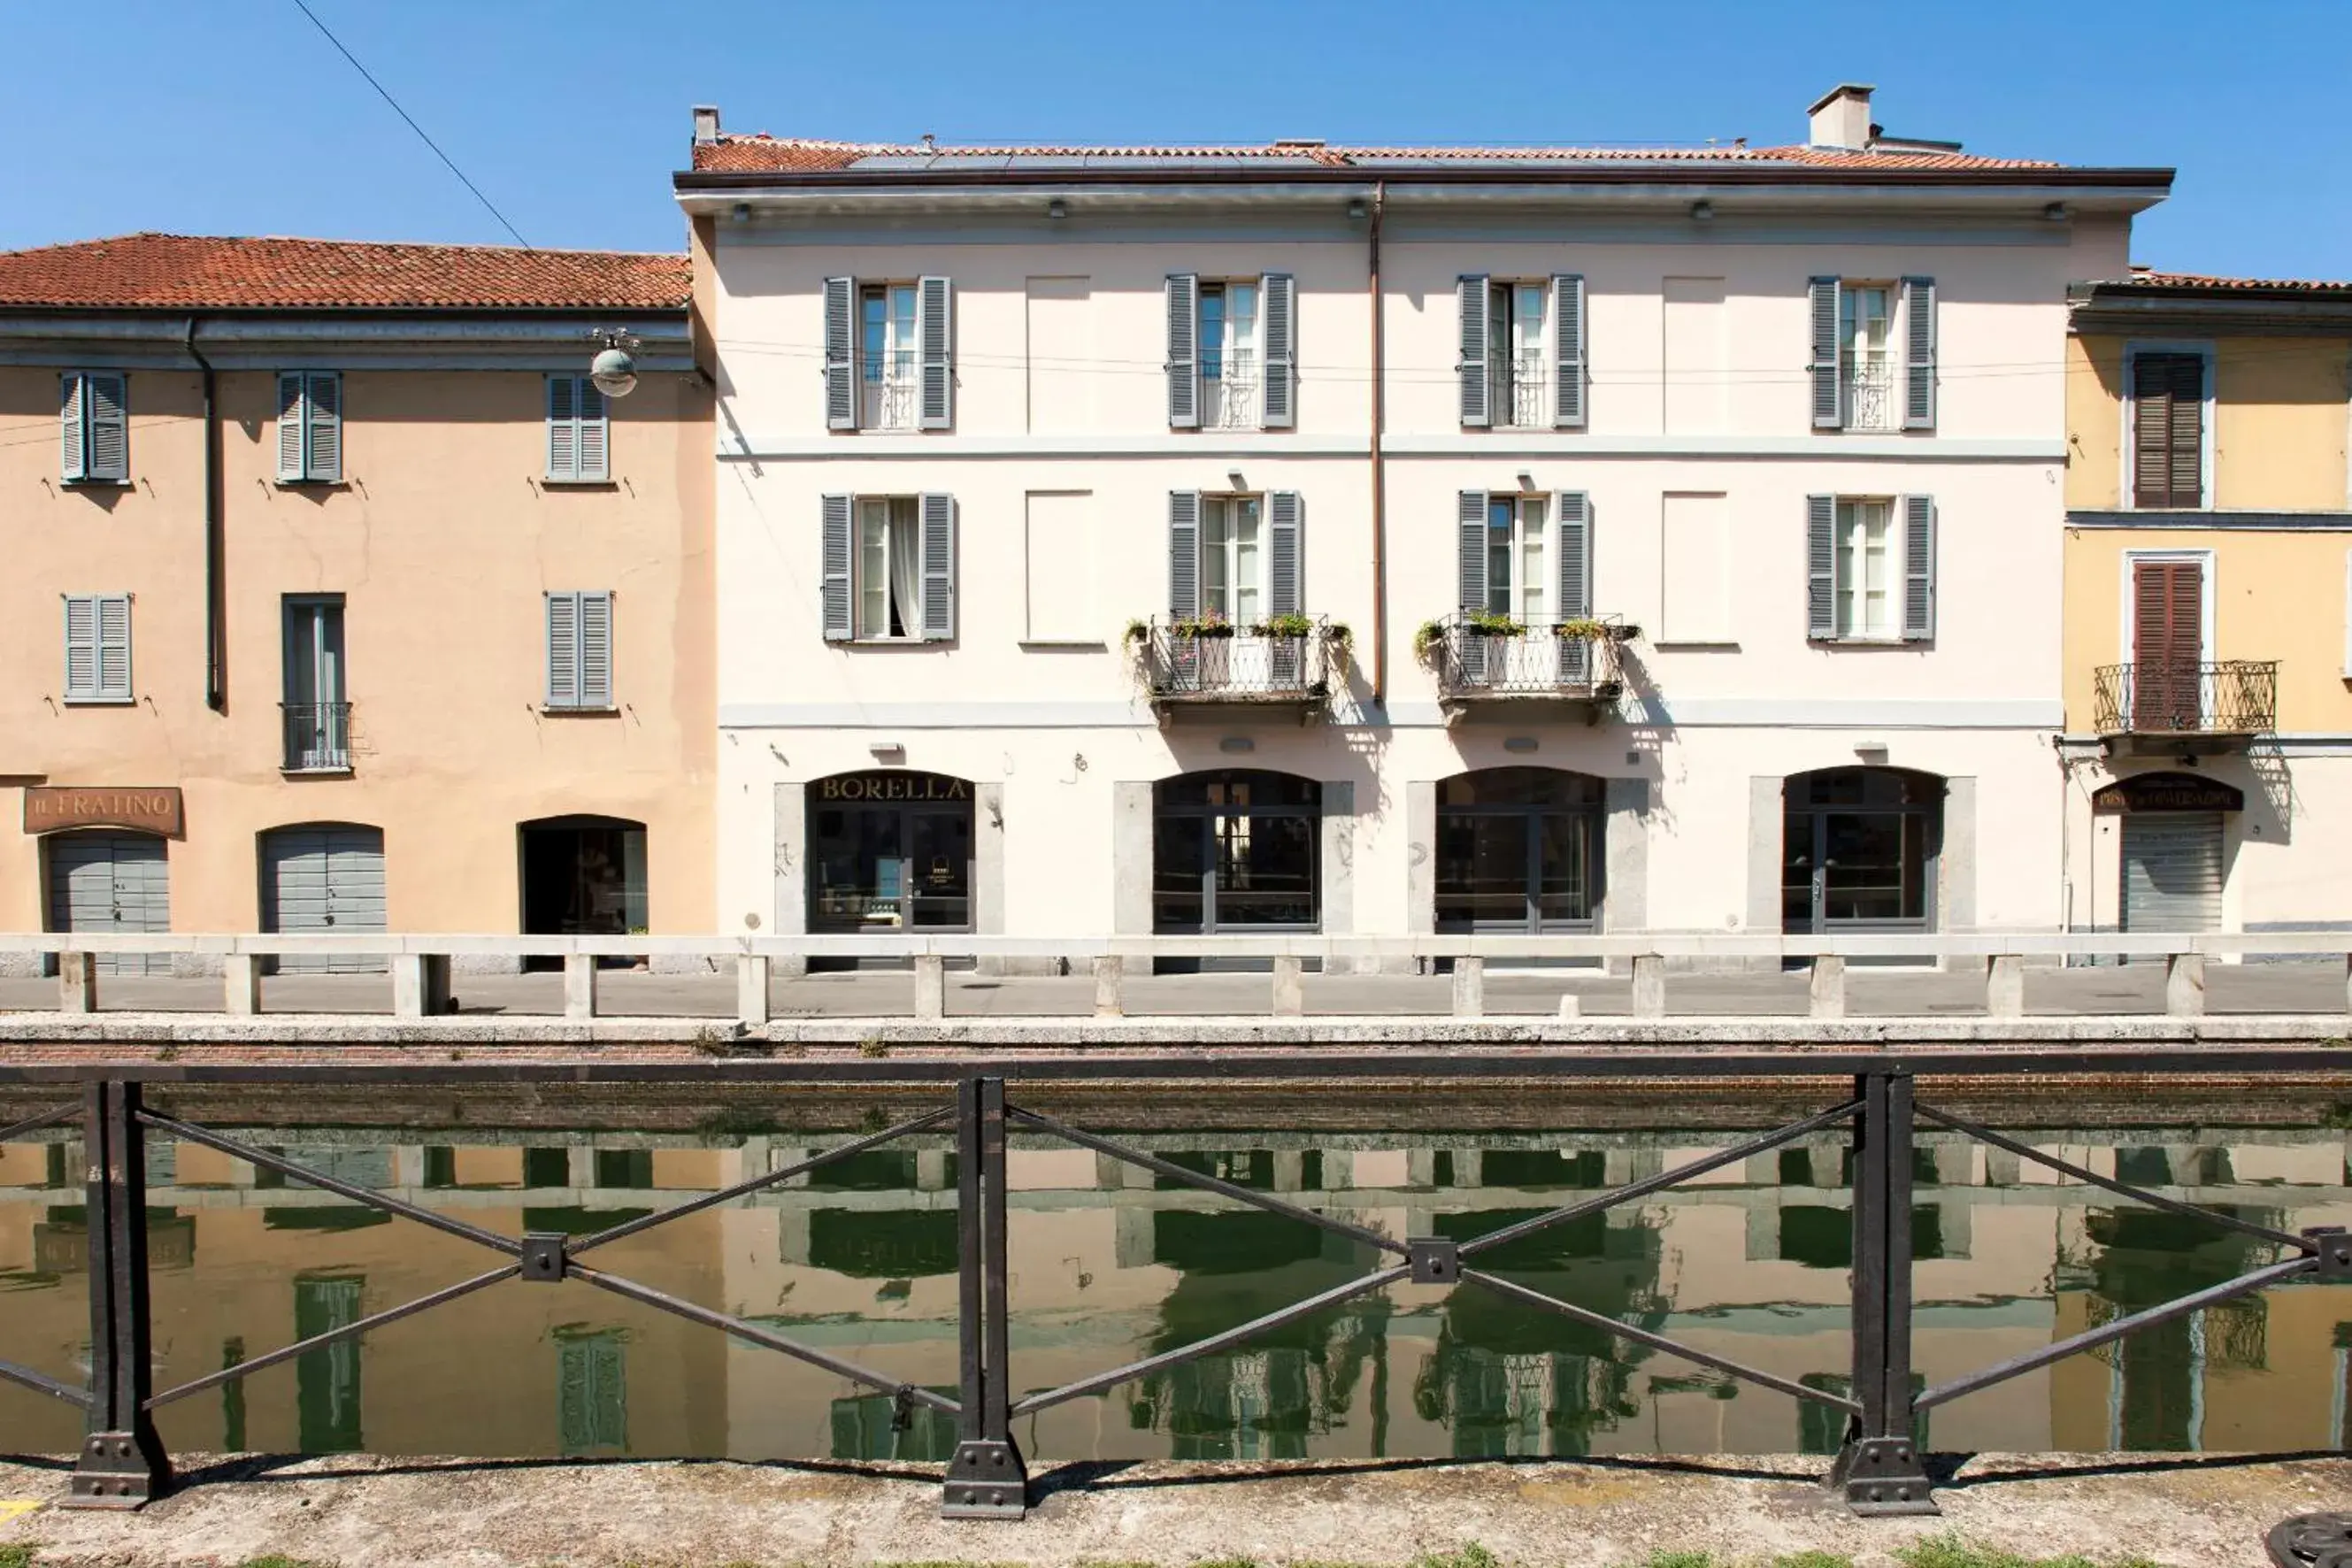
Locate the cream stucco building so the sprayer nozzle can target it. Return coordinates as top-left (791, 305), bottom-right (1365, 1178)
top-left (680, 88), bottom-right (2171, 967)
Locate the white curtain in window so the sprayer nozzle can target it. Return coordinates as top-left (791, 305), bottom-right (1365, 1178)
top-left (888, 500), bottom-right (923, 637)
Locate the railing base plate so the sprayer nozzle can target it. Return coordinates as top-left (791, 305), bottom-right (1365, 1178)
top-left (62, 1432), bottom-right (168, 1510)
top-left (940, 1440), bottom-right (1027, 1520)
top-left (1833, 1436), bottom-right (1937, 1518)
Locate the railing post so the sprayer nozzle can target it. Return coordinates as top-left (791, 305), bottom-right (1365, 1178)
top-left (1450, 956), bottom-right (1485, 1018)
top-left (65, 1080), bottom-right (169, 1508)
top-left (1093, 955), bottom-right (1125, 1018)
top-left (58, 951), bottom-right (97, 1013)
top-left (1631, 953), bottom-right (1666, 1018)
top-left (2343, 953), bottom-right (2352, 1015)
top-left (944, 1076), bottom-right (1026, 1518)
top-left (736, 954), bottom-right (772, 1027)
top-left (2166, 951), bottom-right (2207, 1018)
top-left (1984, 955), bottom-right (2025, 1019)
top-left (1833, 1072), bottom-right (1934, 1517)
top-left (913, 955), bottom-right (947, 1021)
top-left (1809, 957), bottom-right (1847, 1020)
top-left (1271, 956), bottom-right (1305, 1017)
top-left (564, 952), bottom-right (600, 1021)
top-left (224, 952), bottom-right (262, 1016)
top-left (391, 954), bottom-right (451, 1018)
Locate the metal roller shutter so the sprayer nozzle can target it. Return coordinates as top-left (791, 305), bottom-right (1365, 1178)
top-left (264, 827), bottom-right (387, 973)
top-left (2121, 812), bottom-right (2223, 934)
top-left (45, 832), bottom-right (170, 975)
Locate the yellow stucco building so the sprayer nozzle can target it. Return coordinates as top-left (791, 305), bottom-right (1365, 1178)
top-left (2061, 272), bottom-right (2352, 938)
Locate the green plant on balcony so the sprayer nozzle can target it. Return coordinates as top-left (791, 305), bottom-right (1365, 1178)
top-left (1123, 619), bottom-right (1150, 645)
top-left (1170, 611), bottom-right (1235, 639)
top-left (1552, 617), bottom-right (1611, 642)
top-left (1256, 611), bottom-right (1315, 639)
top-left (1412, 619), bottom-right (1447, 663)
top-left (1466, 609), bottom-right (1528, 638)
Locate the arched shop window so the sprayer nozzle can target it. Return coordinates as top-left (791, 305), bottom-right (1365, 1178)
top-left (807, 771), bottom-right (975, 934)
top-left (1435, 767), bottom-right (1606, 933)
top-left (1780, 767), bottom-right (1943, 934)
top-left (1153, 770), bottom-right (1320, 934)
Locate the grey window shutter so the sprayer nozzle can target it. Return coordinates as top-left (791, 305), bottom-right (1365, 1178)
top-left (96, 595), bottom-right (132, 700)
top-left (63, 596), bottom-right (98, 699)
top-left (1165, 273), bottom-right (1199, 429)
top-left (59, 373), bottom-right (87, 482)
top-left (546, 592), bottom-right (580, 707)
top-left (1902, 276), bottom-right (1937, 431)
top-left (547, 374), bottom-right (577, 480)
top-left (1168, 490), bottom-right (1201, 618)
top-left (1555, 492), bottom-right (1592, 620)
top-left (579, 590), bottom-right (613, 707)
top-left (1457, 276), bottom-right (1491, 427)
top-left (1261, 272), bottom-right (1295, 429)
top-left (305, 373), bottom-right (342, 481)
top-left (919, 491), bottom-right (957, 639)
top-left (917, 275), bottom-right (953, 430)
top-left (1551, 275), bottom-right (1587, 429)
top-left (1457, 490), bottom-right (1490, 612)
top-left (823, 276), bottom-right (856, 431)
top-left (1268, 491), bottom-right (1302, 615)
top-left (1902, 495), bottom-right (1936, 641)
top-left (85, 373), bottom-right (127, 481)
top-left (576, 380), bottom-right (609, 480)
top-left (819, 494), bottom-right (853, 642)
top-left (1806, 494), bottom-right (1837, 639)
top-left (1808, 277), bottom-right (1842, 429)
top-left (277, 373), bottom-right (308, 480)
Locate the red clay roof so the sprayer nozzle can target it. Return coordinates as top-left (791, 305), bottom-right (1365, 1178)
top-left (2109, 270), bottom-right (2352, 294)
top-left (689, 135), bottom-right (2062, 174)
top-left (0, 233), bottom-right (690, 311)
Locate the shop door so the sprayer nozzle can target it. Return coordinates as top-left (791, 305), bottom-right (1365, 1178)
top-left (2121, 812), bottom-right (2223, 934)
top-left (905, 807), bottom-right (973, 929)
top-left (45, 832), bottom-right (170, 975)
top-left (264, 826), bottom-right (387, 972)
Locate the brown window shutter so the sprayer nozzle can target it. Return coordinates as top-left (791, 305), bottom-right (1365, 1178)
top-left (2132, 558), bottom-right (2204, 728)
top-left (2133, 354), bottom-right (2203, 508)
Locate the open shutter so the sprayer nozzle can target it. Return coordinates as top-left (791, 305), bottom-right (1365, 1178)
top-left (1551, 274), bottom-right (1587, 428)
top-left (1168, 490), bottom-right (1201, 619)
top-left (546, 375), bottom-right (577, 480)
top-left (575, 380), bottom-right (608, 480)
top-left (819, 494), bottom-right (853, 642)
top-left (96, 595), bottom-right (132, 699)
top-left (1808, 277), bottom-right (1842, 429)
top-left (1260, 272), bottom-right (1295, 428)
top-left (1901, 495), bottom-right (1936, 641)
top-left (1457, 276), bottom-right (1491, 427)
top-left (304, 372), bottom-right (342, 481)
top-left (277, 373), bottom-right (308, 480)
top-left (823, 277), bottom-right (856, 430)
top-left (85, 373), bottom-right (127, 481)
top-left (545, 592), bottom-right (580, 707)
top-left (917, 275), bottom-right (953, 430)
top-left (1901, 277), bottom-right (1936, 431)
top-left (1457, 489), bottom-right (1490, 682)
top-left (1268, 491), bottom-right (1302, 615)
top-left (919, 492), bottom-right (957, 639)
top-left (63, 596), bottom-right (98, 699)
top-left (578, 591), bottom-right (613, 708)
top-left (1165, 273), bottom-right (1199, 428)
top-left (1806, 495), bottom-right (1837, 639)
top-left (59, 374), bottom-right (86, 482)
top-left (1556, 492), bottom-right (1593, 682)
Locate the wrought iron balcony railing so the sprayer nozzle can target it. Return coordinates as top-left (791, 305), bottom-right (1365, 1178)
top-left (281, 702), bottom-right (353, 772)
top-left (2093, 661), bottom-right (2278, 738)
top-left (1138, 617), bottom-right (1331, 706)
top-left (1494, 350), bottom-right (1549, 428)
top-left (1844, 355), bottom-right (1896, 432)
top-left (1432, 614), bottom-right (1626, 703)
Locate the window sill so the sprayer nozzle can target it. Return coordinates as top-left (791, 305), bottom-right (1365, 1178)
top-left (1810, 635), bottom-right (1924, 649)
top-left (1018, 638), bottom-right (1107, 650)
top-left (281, 765), bottom-right (354, 779)
top-left (540, 477), bottom-right (618, 489)
top-left (61, 696), bottom-right (135, 707)
top-left (273, 478), bottom-right (349, 490)
top-left (834, 637), bottom-right (949, 649)
top-left (62, 478), bottom-right (131, 489)
top-left (1652, 640), bottom-right (1741, 652)
top-left (542, 705), bottom-right (619, 717)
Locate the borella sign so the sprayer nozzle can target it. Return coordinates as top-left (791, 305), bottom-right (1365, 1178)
top-left (22, 786), bottom-right (185, 837)
top-left (816, 772), bottom-right (970, 803)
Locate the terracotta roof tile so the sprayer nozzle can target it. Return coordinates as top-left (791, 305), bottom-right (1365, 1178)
top-left (2107, 270), bottom-right (2352, 294)
top-left (0, 233), bottom-right (690, 311)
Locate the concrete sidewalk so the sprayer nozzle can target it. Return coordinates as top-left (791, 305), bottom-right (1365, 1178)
top-left (2, 1450), bottom-right (2342, 1567)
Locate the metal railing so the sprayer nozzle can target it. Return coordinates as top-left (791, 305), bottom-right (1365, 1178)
top-left (861, 370), bottom-right (919, 431)
top-left (1203, 373), bottom-right (1261, 430)
top-left (1433, 615), bottom-right (1623, 700)
top-left (2095, 660), bottom-right (2279, 736)
top-left (1139, 617), bottom-right (1331, 704)
top-left (5, 1051), bottom-right (2348, 1519)
top-left (1493, 350), bottom-right (1548, 427)
top-left (280, 702), bottom-right (351, 772)
top-left (1844, 356), bottom-right (1896, 431)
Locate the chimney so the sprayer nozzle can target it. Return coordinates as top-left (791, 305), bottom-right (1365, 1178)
top-left (692, 104), bottom-right (721, 145)
top-left (1807, 83), bottom-right (1874, 150)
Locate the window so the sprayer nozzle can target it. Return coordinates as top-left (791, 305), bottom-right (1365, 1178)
top-left (821, 494), bottom-right (957, 642)
top-left (59, 372), bottom-right (128, 483)
top-left (283, 596), bottom-right (350, 770)
top-left (1807, 494), bottom-right (1935, 643)
top-left (1782, 767), bottom-right (1941, 932)
top-left (276, 371), bottom-right (343, 483)
top-left (824, 276), bottom-right (952, 431)
top-left (1841, 285), bottom-right (1895, 431)
top-left (1489, 283), bottom-right (1549, 428)
top-left (1164, 273), bottom-right (1295, 430)
top-left (1835, 499), bottom-right (1896, 638)
top-left (1457, 274), bottom-right (1585, 429)
top-left (545, 590), bottom-right (615, 711)
top-left (2131, 351), bottom-right (2207, 509)
top-left (1200, 281), bottom-right (1261, 429)
top-left (1484, 495), bottom-right (1550, 623)
top-left (545, 375), bottom-right (610, 482)
top-left (1809, 277), bottom-right (1935, 432)
top-left (1153, 771), bottom-right (1321, 934)
top-left (557, 1332), bottom-right (627, 1457)
top-left (62, 594), bottom-right (132, 703)
top-left (1201, 495), bottom-right (1265, 623)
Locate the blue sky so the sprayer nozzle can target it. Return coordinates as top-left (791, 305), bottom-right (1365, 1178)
top-left (2, 0), bottom-right (2345, 278)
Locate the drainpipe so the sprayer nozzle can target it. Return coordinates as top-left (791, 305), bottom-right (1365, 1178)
top-left (1367, 181), bottom-right (1387, 707)
top-left (184, 319), bottom-right (226, 712)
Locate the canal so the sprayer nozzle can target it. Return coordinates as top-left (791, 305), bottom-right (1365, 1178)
top-left (4, 1090), bottom-right (2349, 1465)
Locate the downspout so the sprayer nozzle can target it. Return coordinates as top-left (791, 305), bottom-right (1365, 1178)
top-left (184, 318), bottom-right (226, 712)
top-left (1367, 181), bottom-right (1387, 707)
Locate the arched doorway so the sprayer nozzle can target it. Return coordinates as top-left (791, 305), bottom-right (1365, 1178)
top-left (1781, 767), bottom-right (1942, 934)
top-left (1153, 770), bottom-right (1321, 934)
top-left (260, 823), bottom-right (387, 973)
top-left (43, 829), bottom-right (169, 975)
top-left (519, 816), bottom-right (648, 965)
top-left (1434, 767), bottom-right (1606, 934)
top-left (806, 771), bottom-right (974, 934)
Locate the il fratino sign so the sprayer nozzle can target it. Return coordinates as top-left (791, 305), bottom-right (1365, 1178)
top-left (23, 786), bottom-right (185, 836)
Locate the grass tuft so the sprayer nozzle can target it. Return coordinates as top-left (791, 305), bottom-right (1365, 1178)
top-left (1896, 1538), bottom-right (2166, 1568)
top-left (0, 1544), bottom-right (34, 1568)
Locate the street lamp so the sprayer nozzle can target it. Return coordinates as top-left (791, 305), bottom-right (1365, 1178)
top-left (588, 328), bottom-right (642, 398)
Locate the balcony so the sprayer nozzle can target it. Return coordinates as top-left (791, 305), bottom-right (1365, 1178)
top-left (1427, 614), bottom-right (1628, 722)
top-left (1134, 616), bottom-right (1335, 723)
top-left (2092, 661), bottom-right (2278, 753)
top-left (1495, 350), bottom-right (1548, 428)
top-left (1843, 356), bottom-right (1896, 432)
top-left (282, 702), bottom-right (353, 773)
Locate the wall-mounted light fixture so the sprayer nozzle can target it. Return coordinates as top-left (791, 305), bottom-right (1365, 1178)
top-left (1219, 736), bottom-right (1256, 754)
top-left (1227, 468), bottom-right (1247, 489)
top-left (1503, 736), bottom-right (1539, 754)
top-left (731, 202), bottom-right (751, 224)
top-left (869, 741), bottom-right (906, 763)
top-left (1047, 198), bottom-right (1068, 220)
top-left (1690, 199), bottom-right (1715, 222)
top-left (588, 328), bottom-right (642, 397)
top-left (1347, 197), bottom-right (1368, 219)
top-left (2044, 201), bottom-right (2070, 222)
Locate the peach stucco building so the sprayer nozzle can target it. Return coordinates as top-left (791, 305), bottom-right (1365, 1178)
top-left (0, 234), bottom-right (714, 971)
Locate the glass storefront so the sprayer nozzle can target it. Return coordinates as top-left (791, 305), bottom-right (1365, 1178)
top-left (1781, 767), bottom-right (1942, 934)
top-left (1434, 767), bottom-right (1605, 933)
top-left (1153, 771), bottom-right (1320, 933)
top-left (807, 772), bottom-right (973, 934)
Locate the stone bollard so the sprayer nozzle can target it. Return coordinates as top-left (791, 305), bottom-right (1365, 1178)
top-left (1631, 954), bottom-right (1666, 1019)
top-left (58, 952), bottom-right (96, 1014)
top-left (2343, 953), bottom-right (2352, 1015)
top-left (1985, 954), bottom-right (2026, 1019)
top-left (2166, 952), bottom-right (2207, 1018)
top-left (1451, 956), bottom-right (1485, 1018)
top-left (913, 954), bottom-right (946, 1020)
top-left (1272, 956), bottom-right (1305, 1017)
top-left (225, 953), bottom-right (263, 1017)
top-left (565, 952), bottom-right (600, 1020)
top-left (1094, 955), bottom-right (1126, 1018)
top-left (737, 954), bottom-right (772, 1027)
top-left (1809, 956), bottom-right (1847, 1020)
top-left (1557, 992), bottom-right (1581, 1019)
top-left (392, 954), bottom-right (451, 1018)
